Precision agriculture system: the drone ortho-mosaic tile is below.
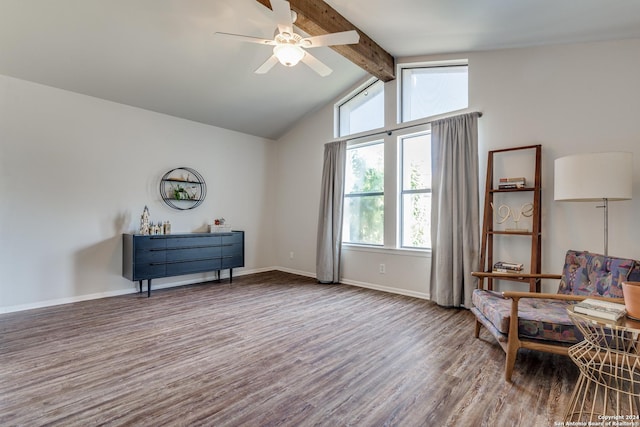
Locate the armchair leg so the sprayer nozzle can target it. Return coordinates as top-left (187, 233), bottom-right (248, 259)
top-left (505, 341), bottom-right (518, 382)
top-left (474, 319), bottom-right (481, 338)
top-left (505, 296), bottom-right (522, 382)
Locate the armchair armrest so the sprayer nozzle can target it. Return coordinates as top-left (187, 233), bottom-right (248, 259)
top-left (502, 291), bottom-right (624, 304)
top-left (472, 271), bottom-right (562, 293)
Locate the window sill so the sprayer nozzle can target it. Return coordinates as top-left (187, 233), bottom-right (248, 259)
top-left (342, 243), bottom-right (431, 258)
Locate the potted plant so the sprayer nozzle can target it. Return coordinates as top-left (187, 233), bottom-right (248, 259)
top-left (172, 185), bottom-right (188, 200)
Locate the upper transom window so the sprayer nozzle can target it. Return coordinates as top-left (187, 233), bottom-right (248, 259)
top-left (401, 63), bottom-right (468, 123)
top-left (337, 80), bottom-right (384, 137)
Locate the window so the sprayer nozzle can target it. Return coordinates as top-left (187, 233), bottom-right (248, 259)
top-left (336, 60), bottom-right (467, 251)
top-left (343, 141), bottom-right (384, 245)
top-left (337, 80), bottom-right (384, 137)
top-left (401, 64), bottom-right (468, 123)
top-left (400, 132), bottom-right (432, 249)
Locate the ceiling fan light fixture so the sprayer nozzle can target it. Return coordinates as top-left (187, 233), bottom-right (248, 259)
top-left (217, 0), bottom-right (357, 76)
top-left (273, 44), bottom-right (305, 67)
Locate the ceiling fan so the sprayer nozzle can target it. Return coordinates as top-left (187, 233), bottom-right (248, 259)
top-left (215, 0), bottom-right (360, 76)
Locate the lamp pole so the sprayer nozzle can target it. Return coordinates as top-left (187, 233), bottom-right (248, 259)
top-left (598, 198), bottom-right (609, 256)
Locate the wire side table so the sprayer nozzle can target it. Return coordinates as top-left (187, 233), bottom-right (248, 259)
top-left (565, 306), bottom-right (640, 423)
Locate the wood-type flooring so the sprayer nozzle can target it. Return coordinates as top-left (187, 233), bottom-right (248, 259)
top-left (0, 271), bottom-right (577, 426)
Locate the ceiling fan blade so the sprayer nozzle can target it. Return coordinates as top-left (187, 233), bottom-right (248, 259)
top-left (215, 32), bottom-right (275, 45)
top-left (300, 52), bottom-right (332, 77)
top-left (255, 55), bottom-right (280, 74)
top-left (270, 0), bottom-right (294, 36)
top-left (301, 30), bottom-right (360, 48)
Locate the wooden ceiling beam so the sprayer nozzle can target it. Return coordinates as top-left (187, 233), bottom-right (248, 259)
top-left (256, 0), bottom-right (395, 81)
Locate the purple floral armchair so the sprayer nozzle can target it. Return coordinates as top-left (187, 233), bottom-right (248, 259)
top-left (471, 249), bottom-right (639, 381)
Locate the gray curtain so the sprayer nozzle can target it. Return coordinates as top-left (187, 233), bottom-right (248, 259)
top-left (316, 140), bottom-right (346, 283)
top-left (430, 112), bottom-right (481, 308)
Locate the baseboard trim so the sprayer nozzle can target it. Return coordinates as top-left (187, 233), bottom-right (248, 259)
top-left (273, 267), bottom-right (430, 300)
top-left (0, 267), bottom-right (274, 314)
top-left (338, 278), bottom-right (430, 300)
top-left (275, 267), bottom-right (316, 279)
top-left (0, 289), bottom-right (134, 314)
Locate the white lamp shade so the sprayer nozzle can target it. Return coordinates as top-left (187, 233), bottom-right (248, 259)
top-left (554, 152), bottom-right (633, 201)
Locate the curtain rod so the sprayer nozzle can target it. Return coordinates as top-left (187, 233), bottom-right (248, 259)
top-left (330, 111), bottom-right (483, 144)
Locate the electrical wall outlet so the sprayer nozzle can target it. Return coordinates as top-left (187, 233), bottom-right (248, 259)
top-left (379, 263), bottom-right (385, 274)
top-left (289, 251), bottom-right (294, 260)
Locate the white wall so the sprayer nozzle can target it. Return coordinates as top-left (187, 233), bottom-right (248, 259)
top-left (272, 102), bottom-right (333, 276)
top-left (274, 38), bottom-right (640, 296)
top-left (0, 75), bottom-right (277, 312)
top-left (472, 38), bottom-right (640, 292)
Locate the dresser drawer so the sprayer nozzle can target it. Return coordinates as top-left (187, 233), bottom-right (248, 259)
top-left (165, 236), bottom-right (221, 249)
top-left (165, 246), bottom-right (222, 262)
top-left (222, 255), bottom-right (244, 269)
top-left (134, 263), bottom-right (166, 279)
top-left (166, 259), bottom-right (222, 276)
top-left (134, 249), bottom-right (166, 263)
top-left (135, 236), bottom-right (167, 250)
top-left (222, 243), bottom-right (243, 257)
top-left (222, 233), bottom-right (243, 245)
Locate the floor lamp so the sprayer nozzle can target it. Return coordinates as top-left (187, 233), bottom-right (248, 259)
top-left (554, 152), bottom-right (633, 256)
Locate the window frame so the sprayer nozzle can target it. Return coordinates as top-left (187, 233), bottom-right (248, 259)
top-left (399, 130), bottom-right (432, 250)
top-left (342, 139), bottom-right (385, 247)
top-left (398, 59), bottom-right (469, 125)
top-left (335, 78), bottom-right (384, 138)
top-left (335, 59), bottom-right (469, 254)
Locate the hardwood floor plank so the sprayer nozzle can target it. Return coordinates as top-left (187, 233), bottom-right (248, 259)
top-left (0, 271), bottom-right (577, 426)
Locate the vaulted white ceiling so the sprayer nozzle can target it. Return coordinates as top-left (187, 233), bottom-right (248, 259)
top-left (2, 0), bottom-right (640, 140)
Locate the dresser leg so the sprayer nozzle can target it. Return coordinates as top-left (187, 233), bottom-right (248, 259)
top-left (139, 280), bottom-right (143, 293)
top-left (230, 269), bottom-right (233, 283)
top-left (147, 279), bottom-right (152, 298)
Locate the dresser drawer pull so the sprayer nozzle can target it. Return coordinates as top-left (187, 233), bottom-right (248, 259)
top-left (150, 257), bottom-right (223, 266)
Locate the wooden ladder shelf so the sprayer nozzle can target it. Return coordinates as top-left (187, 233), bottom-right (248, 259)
top-left (478, 145), bottom-right (542, 292)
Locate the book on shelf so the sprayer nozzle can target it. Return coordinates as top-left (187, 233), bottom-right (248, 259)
top-left (500, 177), bottom-right (526, 183)
top-left (492, 261), bottom-right (524, 274)
top-left (498, 177), bottom-right (526, 189)
top-left (498, 177), bottom-right (527, 190)
top-left (574, 298), bottom-right (627, 321)
top-left (498, 182), bottom-right (526, 189)
top-left (493, 261), bottom-right (524, 271)
top-left (492, 268), bottom-right (525, 274)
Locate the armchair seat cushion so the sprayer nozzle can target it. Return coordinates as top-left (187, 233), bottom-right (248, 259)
top-left (472, 289), bottom-right (582, 344)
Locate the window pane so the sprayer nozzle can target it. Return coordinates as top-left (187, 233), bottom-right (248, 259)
top-left (402, 65), bottom-right (468, 123)
top-left (402, 133), bottom-right (431, 191)
top-left (402, 193), bottom-right (431, 248)
top-left (343, 195), bottom-right (384, 245)
top-left (339, 80), bottom-right (384, 137)
top-left (343, 141), bottom-right (384, 246)
top-left (345, 143), bottom-right (384, 194)
top-left (400, 131), bottom-right (431, 249)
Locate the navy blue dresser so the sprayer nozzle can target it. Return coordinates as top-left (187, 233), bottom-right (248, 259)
top-left (122, 231), bottom-right (244, 296)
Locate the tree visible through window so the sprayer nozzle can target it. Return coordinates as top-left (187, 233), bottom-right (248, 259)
top-left (401, 132), bottom-right (431, 248)
top-left (343, 142), bottom-right (384, 245)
